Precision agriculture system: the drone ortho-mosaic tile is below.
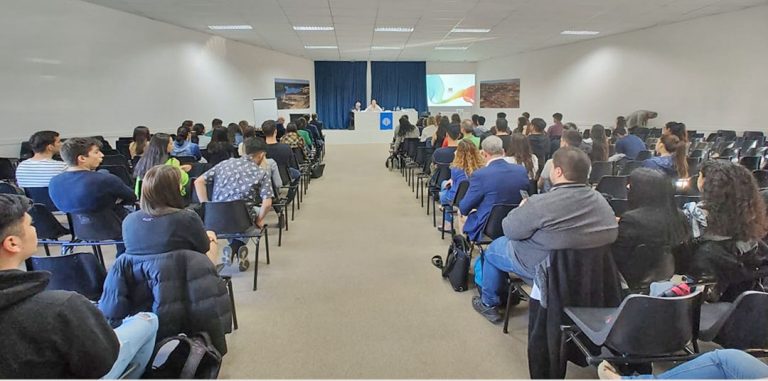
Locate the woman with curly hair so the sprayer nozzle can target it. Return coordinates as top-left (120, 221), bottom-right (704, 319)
top-left (439, 140), bottom-right (484, 232)
top-left (678, 160), bottom-right (768, 301)
top-left (504, 133), bottom-right (538, 180)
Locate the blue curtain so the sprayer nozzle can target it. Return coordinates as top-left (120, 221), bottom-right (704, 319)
top-left (370, 61), bottom-right (428, 114)
top-left (314, 61), bottom-right (367, 130)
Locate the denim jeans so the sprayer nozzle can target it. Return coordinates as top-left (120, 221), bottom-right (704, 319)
top-left (102, 312), bottom-right (159, 379)
top-left (623, 349), bottom-right (768, 379)
top-left (289, 167), bottom-right (301, 182)
top-left (439, 180), bottom-right (454, 223)
top-left (481, 236), bottom-right (534, 307)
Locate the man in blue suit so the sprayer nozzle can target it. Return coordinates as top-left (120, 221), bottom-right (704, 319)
top-left (459, 135), bottom-right (529, 242)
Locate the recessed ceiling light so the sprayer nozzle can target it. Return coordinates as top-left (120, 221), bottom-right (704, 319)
top-left (208, 25), bottom-right (253, 30)
top-left (371, 46), bottom-right (402, 50)
top-left (561, 30), bottom-right (600, 35)
top-left (304, 45), bottom-right (338, 49)
top-left (375, 27), bottom-right (414, 32)
top-left (435, 46), bottom-right (468, 50)
top-left (451, 28), bottom-right (490, 33)
top-left (293, 26), bottom-right (334, 31)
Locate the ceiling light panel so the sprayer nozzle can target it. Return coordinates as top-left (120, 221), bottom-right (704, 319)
top-left (374, 27), bottom-right (414, 32)
top-left (451, 28), bottom-right (491, 33)
top-left (561, 30), bottom-right (600, 35)
top-left (293, 26), bottom-right (334, 31)
top-left (208, 25), bottom-right (253, 30)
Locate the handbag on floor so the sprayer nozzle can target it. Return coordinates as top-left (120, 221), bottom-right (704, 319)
top-left (431, 234), bottom-right (470, 292)
top-left (143, 332), bottom-right (222, 379)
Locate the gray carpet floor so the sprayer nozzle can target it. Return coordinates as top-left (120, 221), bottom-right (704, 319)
top-left (217, 143), bottom-right (597, 379)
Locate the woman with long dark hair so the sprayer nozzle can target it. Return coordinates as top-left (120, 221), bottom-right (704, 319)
top-left (133, 133), bottom-right (190, 197)
top-left (643, 134), bottom-right (688, 178)
top-left (504, 133), bottom-right (538, 179)
top-left (393, 115), bottom-right (419, 150)
top-left (664, 121), bottom-right (688, 143)
top-left (206, 127), bottom-right (237, 166)
top-left (613, 168), bottom-right (689, 271)
top-left (514, 116), bottom-right (527, 134)
top-left (129, 126), bottom-right (150, 159)
top-left (678, 160), bottom-right (768, 301)
top-left (434, 116), bottom-right (450, 148)
top-left (589, 124), bottom-right (609, 162)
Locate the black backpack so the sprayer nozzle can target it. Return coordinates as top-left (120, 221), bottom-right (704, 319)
top-left (432, 235), bottom-right (471, 292)
top-left (144, 332), bottom-right (222, 379)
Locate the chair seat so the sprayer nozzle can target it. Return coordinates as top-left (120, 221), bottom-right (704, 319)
top-left (473, 235), bottom-right (493, 245)
top-left (215, 226), bottom-right (263, 239)
top-left (698, 302), bottom-right (733, 341)
top-left (564, 306), bottom-right (620, 346)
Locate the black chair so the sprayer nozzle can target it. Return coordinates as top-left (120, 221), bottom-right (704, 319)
top-left (689, 149), bottom-right (705, 159)
top-left (101, 154), bottom-right (130, 168)
top-left (0, 182), bottom-right (20, 195)
top-left (561, 289), bottom-right (703, 369)
top-left (203, 200), bottom-right (269, 291)
top-left (19, 142), bottom-right (34, 161)
top-left (0, 158), bottom-right (18, 181)
top-left (427, 164), bottom-right (451, 227)
top-left (589, 161), bottom-right (615, 185)
top-left (753, 170), bottom-right (768, 189)
top-left (609, 199), bottom-right (628, 217)
top-left (675, 195), bottom-right (701, 209)
top-left (28, 203), bottom-right (71, 256)
top-left (618, 160), bottom-right (643, 176)
top-left (595, 176), bottom-right (628, 199)
top-left (470, 203), bottom-right (518, 255)
top-left (698, 291), bottom-right (768, 354)
top-left (635, 150), bottom-right (653, 161)
top-left (440, 180), bottom-right (469, 240)
top-left (717, 130), bottom-right (737, 141)
top-left (687, 157), bottom-right (701, 177)
top-left (68, 208), bottom-right (126, 266)
top-left (614, 244), bottom-right (675, 293)
top-left (172, 155), bottom-right (197, 165)
top-left (272, 173), bottom-right (300, 247)
top-left (740, 156), bottom-right (762, 171)
top-left (115, 139), bottom-right (132, 161)
top-left (648, 128), bottom-right (662, 138)
top-left (743, 131), bottom-right (765, 140)
top-left (100, 165), bottom-right (134, 188)
top-left (25, 252), bottom-right (106, 301)
top-left (24, 187), bottom-right (58, 212)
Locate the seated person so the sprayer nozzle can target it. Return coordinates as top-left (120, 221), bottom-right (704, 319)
top-left (0, 194), bottom-right (158, 379)
top-left (460, 119), bottom-right (480, 148)
top-left (613, 126), bottom-right (645, 160)
top-left (504, 133), bottom-right (539, 180)
top-left (129, 126), bottom-right (150, 160)
top-left (612, 168), bottom-right (690, 279)
top-left (458, 136), bottom-right (529, 242)
top-left (538, 130), bottom-right (584, 193)
top-left (393, 115), bottom-right (420, 151)
top-left (171, 125), bottom-right (202, 161)
top-left (677, 160), bottom-right (768, 301)
top-left (194, 137), bottom-right (274, 263)
top-left (206, 127), bottom-right (238, 166)
top-left (526, 118), bottom-right (550, 171)
top-left (642, 134), bottom-right (688, 179)
top-left (474, 147), bottom-right (618, 323)
top-left (133, 133), bottom-right (190, 197)
top-left (296, 117), bottom-right (315, 150)
top-left (432, 123), bottom-right (462, 165)
top-left (15, 130), bottom-right (67, 189)
top-left (123, 165), bottom-right (219, 264)
top-left (439, 140), bottom-right (484, 232)
top-left (49, 137), bottom-right (137, 252)
top-left (280, 122), bottom-right (309, 159)
top-left (263, 120), bottom-right (300, 182)
top-left (598, 349), bottom-right (768, 379)
top-left (275, 116), bottom-right (287, 140)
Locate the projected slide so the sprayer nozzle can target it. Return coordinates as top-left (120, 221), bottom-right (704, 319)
top-left (427, 74), bottom-right (476, 107)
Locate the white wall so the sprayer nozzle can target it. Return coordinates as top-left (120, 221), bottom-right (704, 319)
top-left (0, 0), bottom-right (314, 156)
top-left (476, 5), bottom-right (768, 134)
top-left (426, 62), bottom-right (477, 117)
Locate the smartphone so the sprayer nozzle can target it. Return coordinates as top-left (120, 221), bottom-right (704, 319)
top-left (520, 190), bottom-right (530, 200)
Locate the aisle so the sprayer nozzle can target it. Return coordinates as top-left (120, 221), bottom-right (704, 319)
top-left (220, 144), bottom-right (592, 379)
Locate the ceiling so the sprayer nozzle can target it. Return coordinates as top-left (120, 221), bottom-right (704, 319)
top-left (84, 0), bottom-right (768, 62)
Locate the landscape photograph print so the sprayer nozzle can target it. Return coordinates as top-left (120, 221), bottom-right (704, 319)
top-left (275, 78), bottom-right (310, 109)
top-left (479, 79), bottom-right (520, 108)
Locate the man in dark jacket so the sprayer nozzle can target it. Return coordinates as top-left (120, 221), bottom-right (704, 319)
top-left (527, 118), bottom-right (551, 173)
top-left (0, 194), bottom-right (157, 378)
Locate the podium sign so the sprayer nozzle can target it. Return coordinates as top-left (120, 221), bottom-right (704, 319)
top-left (379, 112), bottom-right (393, 130)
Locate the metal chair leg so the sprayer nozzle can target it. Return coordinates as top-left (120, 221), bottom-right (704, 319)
top-left (278, 213), bottom-right (283, 247)
top-left (252, 238), bottom-right (260, 291)
top-left (224, 277), bottom-right (238, 330)
top-left (264, 226), bottom-right (270, 264)
top-left (503, 281), bottom-right (515, 334)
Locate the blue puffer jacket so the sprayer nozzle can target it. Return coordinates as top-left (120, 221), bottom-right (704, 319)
top-left (98, 250), bottom-right (232, 354)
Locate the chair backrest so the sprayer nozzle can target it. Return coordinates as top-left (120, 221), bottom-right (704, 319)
top-left (712, 291), bottom-right (768, 349)
top-left (203, 200), bottom-right (253, 234)
top-left (404, 138), bottom-right (420, 159)
top-left (635, 150), bottom-right (653, 161)
top-left (115, 140), bottom-right (132, 160)
top-left (24, 187), bottom-right (58, 211)
top-left (451, 180), bottom-right (470, 206)
top-left (481, 204), bottom-right (518, 240)
top-left (739, 156), bottom-right (762, 171)
top-left (0, 158), bottom-right (17, 180)
top-left (102, 154), bottom-right (130, 168)
top-left (743, 131), bottom-right (765, 139)
top-left (292, 147), bottom-right (307, 166)
top-left (25, 253), bottom-right (106, 300)
top-left (717, 130), bottom-right (737, 141)
top-left (687, 157), bottom-right (701, 177)
top-left (19, 142), bottom-right (34, 161)
top-left (595, 176), bottom-right (628, 199)
top-left (618, 160), bottom-right (643, 176)
top-left (608, 198), bottom-right (628, 217)
top-left (605, 289), bottom-right (703, 355)
top-left (70, 209), bottom-right (124, 241)
top-left (614, 244), bottom-right (675, 291)
top-left (173, 155), bottom-right (197, 164)
top-left (29, 203), bottom-right (69, 240)
top-left (753, 170), bottom-right (768, 189)
top-left (429, 164), bottom-right (451, 188)
top-left (589, 161), bottom-right (615, 184)
top-left (100, 165), bottom-right (134, 188)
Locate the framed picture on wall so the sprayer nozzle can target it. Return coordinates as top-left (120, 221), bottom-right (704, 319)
top-left (479, 79), bottom-right (520, 108)
top-left (275, 78), bottom-right (310, 110)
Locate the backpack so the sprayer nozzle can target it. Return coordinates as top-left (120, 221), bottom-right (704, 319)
top-left (431, 234), bottom-right (471, 292)
top-left (144, 333), bottom-right (222, 379)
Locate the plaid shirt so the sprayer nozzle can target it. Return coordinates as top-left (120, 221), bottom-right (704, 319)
top-left (280, 132), bottom-right (309, 157)
top-left (201, 157), bottom-right (274, 205)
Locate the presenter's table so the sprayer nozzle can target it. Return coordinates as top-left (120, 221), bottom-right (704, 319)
top-left (353, 110), bottom-right (419, 132)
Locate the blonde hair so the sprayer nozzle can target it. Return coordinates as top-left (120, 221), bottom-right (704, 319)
top-left (426, 115), bottom-right (436, 126)
top-left (451, 140), bottom-right (484, 177)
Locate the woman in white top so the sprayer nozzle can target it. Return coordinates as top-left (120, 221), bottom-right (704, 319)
top-left (503, 133), bottom-right (539, 180)
top-left (365, 99), bottom-right (383, 112)
top-left (420, 115), bottom-right (438, 144)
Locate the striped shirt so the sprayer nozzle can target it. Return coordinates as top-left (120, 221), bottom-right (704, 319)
top-left (15, 159), bottom-right (67, 188)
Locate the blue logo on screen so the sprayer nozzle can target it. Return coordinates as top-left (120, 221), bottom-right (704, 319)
top-left (380, 112), bottom-right (393, 130)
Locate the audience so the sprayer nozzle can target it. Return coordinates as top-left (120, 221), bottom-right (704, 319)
top-left (296, 117), bottom-right (315, 150)
top-left (504, 133), bottom-right (539, 180)
top-left (275, 116), bottom-right (287, 140)
top-left (171, 125), bottom-right (202, 161)
top-left (643, 134), bottom-right (688, 178)
top-left (192, 122), bottom-right (211, 147)
top-left (548, 112), bottom-right (564, 139)
top-left (238, 125), bottom-right (257, 157)
top-left (133, 133), bottom-right (190, 197)
top-left (123, 165), bottom-right (219, 264)
top-left (477, 116), bottom-right (487, 132)
top-left (493, 118), bottom-right (513, 150)
top-left (15, 130), bottom-right (67, 189)
top-left (678, 160), bottom-right (768, 299)
top-left (263, 120), bottom-right (300, 182)
top-left (538, 130), bottom-right (584, 193)
top-left (227, 122), bottom-right (242, 147)
top-left (613, 126), bottom-right (646, 160)
top-left (393, 115), bottom-right (420, 150)
top-left (0, 194), bottom-right (158, 379)
top-left (129, 126), bottom-right (150, 159)
top-left (473, 147), bottom-right (617, 323)
top-left (420, 115), bottom-right (438, 145)
top-left (194, 137), bottom-right (274, 261)
top-left (432, 123), bottom-right (462, 165)
top-left (439, 140), bottom-right (484, 232)
top-left (280, 122), bottom-right (308, 158)
top-left (612, 168), bottom-right (690, 277)
top-left (434, 116), bottom-right (450, 148)
top-left (514, 116), bottom-right (528, 134)
top-left (450, 113), bottom-right (461, 125)
top-left (460, 119), bottom-right (480, 148)
top-left (589, 124), bottom-right (609, 162)
top-left (527, 118), bottom-right (550, 171)
top-left (209, 118), bottom-right (223, 136)
top-left (206, 126), bottom-right (238, 166)
top-left (664, 121), bottom-right (689, 144)
top-left (458, 136), bottom-right (529, 243)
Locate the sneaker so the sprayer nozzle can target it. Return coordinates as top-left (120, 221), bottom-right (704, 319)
top-left (237, 245), bottom-right (249, 272)
top-left (472, 296), bottom-right (503, 324)
top-left (221, 246), bottom-right (233, 267)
